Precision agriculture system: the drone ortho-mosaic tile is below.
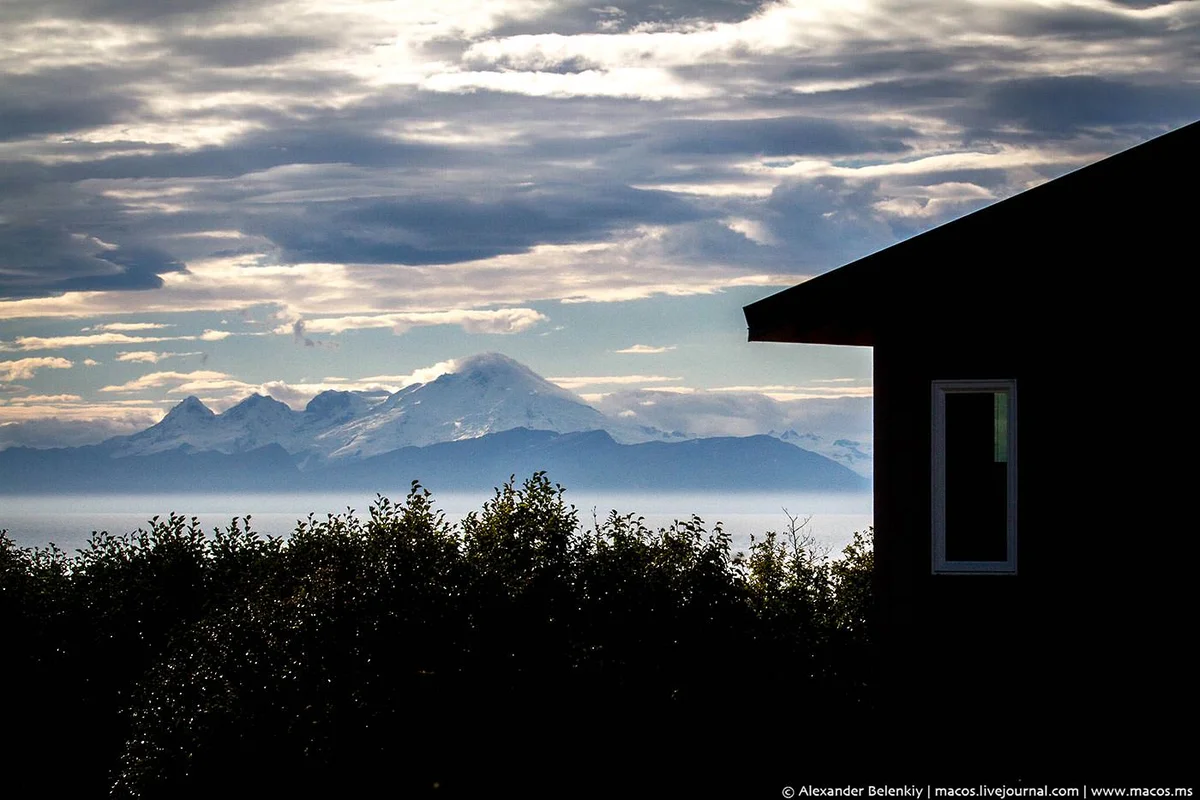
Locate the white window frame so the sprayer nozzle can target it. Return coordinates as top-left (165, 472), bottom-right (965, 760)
top-left (932, 379), bottom-right (1017, 574)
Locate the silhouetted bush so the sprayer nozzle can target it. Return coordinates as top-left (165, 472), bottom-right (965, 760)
top-left (0, 473), bottom-right (874, 796)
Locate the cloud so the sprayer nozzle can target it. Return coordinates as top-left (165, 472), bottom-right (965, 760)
top-left (98, 369), bottom-right (244, 394)
top-left (0, 330), bottom-right (242, 351)
top-left (0, 0), bottom-right (1196, 346)
top-left (83, 322), bottom-right (173, 332)
top-left (593, 388), bottom-right (873, 442)
top-left (548, 374), bottom-right (682, 390)
top-left (0, 333), bottom-right (185, 351)
top-left (709, 384), bottom-right (874, 401)
top-left (115, 350), bottom-right (204, 364)
top-left (92, 356), bottom-right (463, 410)
top-left (290, 319), bottom-right (314, 347)
top-left (614, 344), bottom-right (676, 354)
top-left (422, 68), bottom-right (716, 101)
top-left (0, 357), bottom-right (74, 381)
top-left (0, 417), bottom-right (151, 450)
top-left (8, 393), bottom-right (83, 403)
top-left (280, 309), bottom-right (549, 336)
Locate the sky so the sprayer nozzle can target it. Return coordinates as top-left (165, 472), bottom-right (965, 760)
top-left (1, 0), bottom-right (1197, 453)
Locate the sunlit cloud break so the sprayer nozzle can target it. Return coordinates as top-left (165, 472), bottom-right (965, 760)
top-left (275, 309), bottom-right (548, 336)
top-left (615, 345), bottom-right (677, 354)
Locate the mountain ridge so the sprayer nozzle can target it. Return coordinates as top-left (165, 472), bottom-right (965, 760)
top-left (0, 427), bottom-right (869, 494)
top-left (20, 352), bottom-right (871, 492)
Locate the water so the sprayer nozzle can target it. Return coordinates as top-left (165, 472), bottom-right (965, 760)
top-left (0, 490), bottom-right (872, 558)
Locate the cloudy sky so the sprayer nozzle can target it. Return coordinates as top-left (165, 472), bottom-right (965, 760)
top-left (1, 0), bottom-right (1197, 450)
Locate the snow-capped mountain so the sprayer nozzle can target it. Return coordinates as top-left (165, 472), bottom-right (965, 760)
top-left (115, 394), bottom-right (220, 455)
top-left (109, 353), bottom-right (668, 463)
top-left (11, 353), bottom-right (873, 493)
top-left (115, 392), bottom-right (351, 457)
top-left (321, 352), bottom-right (616, 460)
top-left (768, 429), bottom-right (873, 477)
top-left (105, 353), bottom-right (871, 479)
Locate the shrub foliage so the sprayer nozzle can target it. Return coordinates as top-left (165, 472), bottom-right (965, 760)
top-left (1, 473), bottom-right (874, 796)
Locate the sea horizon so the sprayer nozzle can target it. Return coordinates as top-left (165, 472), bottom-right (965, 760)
top-left (0, 489), bottom-right (873, 558)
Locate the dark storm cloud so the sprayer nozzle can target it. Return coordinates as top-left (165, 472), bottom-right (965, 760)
top-left (0, 0), bottom-right (270, 24)
top-left (0, 68), bottom-right (144, 142)
top-left (167, 34), bottom-right (332, 68)
top-left (644, 220), bottom-right (782, 268)
top-left (764, 177), bottom-right (898, 268)
top-left (654, 117), bottom-right (914, 157)
top-left (255, 184), bottom-right (706, 265)
top-left (48, 125), bottom-right (465, 182)
top-left (490, 0), bottom-right (775, 37)
top-left (0, 165), bottom-right (188, 300)
top-left (0, 223), bottom-right (186, 300)
top-left (984, 77), bottom-right (1200, 135)
top-left (3, 0), bottom-right (1198, 308)
top-left (999, 5), bottom-right (1176, 40)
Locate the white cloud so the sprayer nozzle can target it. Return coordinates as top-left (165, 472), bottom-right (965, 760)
top-left (0, 416), bottom-right (158, 449)
top-left (593, 388), bottom-right (873, 443)
top-left (282, 309), bottom-right (548, 336)
top-left (710, 384), bottom-right (874, 401)
top-left (0, 333), bottom-right (190, 351)
top-left (115, 351), bottom-right (204, 364)
top-left (9, 394), bottom-right (83, 403)
top-left (95, 358), bottom-right (463, 410)
top-left (0, 400), bottom-right (164, 427)
top-left (422, 67), bottom-right (714, 101)
top-left (0, 357), bottom-right (74, 381)
top-left (614, 344), bottom-right (676, 354)
top-left (99, 370), bottom-right (240, 394)
top-left (0, 329), bottom-right (251, 351)
top-left (82, 322), bottom-right (173, 332)
top-left (0, 236), bottom-right (796, 320)
top-left (548, 374), bottom-right (682, 390)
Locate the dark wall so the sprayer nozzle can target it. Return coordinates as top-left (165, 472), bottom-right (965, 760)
top-left (752, 126), bottom-right (1197, 778)
top-left (868, 222), bottom-right (1193, 778)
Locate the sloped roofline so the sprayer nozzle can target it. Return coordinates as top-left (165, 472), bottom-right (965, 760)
top-left (743, 119), bottom-right (1200, 346)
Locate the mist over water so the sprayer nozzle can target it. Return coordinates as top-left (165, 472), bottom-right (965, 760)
top-left (1, 490), bottom-right (872, 558)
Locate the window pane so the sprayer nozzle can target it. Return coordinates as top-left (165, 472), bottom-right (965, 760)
top-left (945, 391), bottom-right (1008, 562)
top-left (994, 392), bottom-right (1008, 463)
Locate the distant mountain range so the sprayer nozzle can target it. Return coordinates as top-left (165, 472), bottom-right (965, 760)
top-left (0, 353), bottom-right (870, 494)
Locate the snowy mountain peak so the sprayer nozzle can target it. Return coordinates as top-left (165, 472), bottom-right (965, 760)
top-left (452, 351), bottom-right (528, 376)
top-left (163, 395), bottom-right (214, 421)
top-left (223, 393), bottom-right (293, 420)
top-left (437, 351), bottom-right (578, 402)
top-left (304, 390), bottom-right (374, 422)
top-left (108, 353), bottom-right (682, 463)
top-left (325, 352), bottom-right (611, 460)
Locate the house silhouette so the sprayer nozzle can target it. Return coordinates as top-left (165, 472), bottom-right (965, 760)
top-left (744, 121), bottom-right (1196, 782)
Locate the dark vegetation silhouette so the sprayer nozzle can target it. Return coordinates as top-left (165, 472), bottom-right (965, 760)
top-left (1, 473), bottom-right (874, 797)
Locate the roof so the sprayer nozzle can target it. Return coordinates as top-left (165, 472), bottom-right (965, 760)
top-left (743, 120), bottom-right (1200, 346)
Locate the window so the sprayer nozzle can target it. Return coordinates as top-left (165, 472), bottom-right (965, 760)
top-left (932, 380), bottom-right (1017, 574)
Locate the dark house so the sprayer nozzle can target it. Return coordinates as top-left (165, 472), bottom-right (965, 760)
top-left (744, 122), bottom-right (1195, 780)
